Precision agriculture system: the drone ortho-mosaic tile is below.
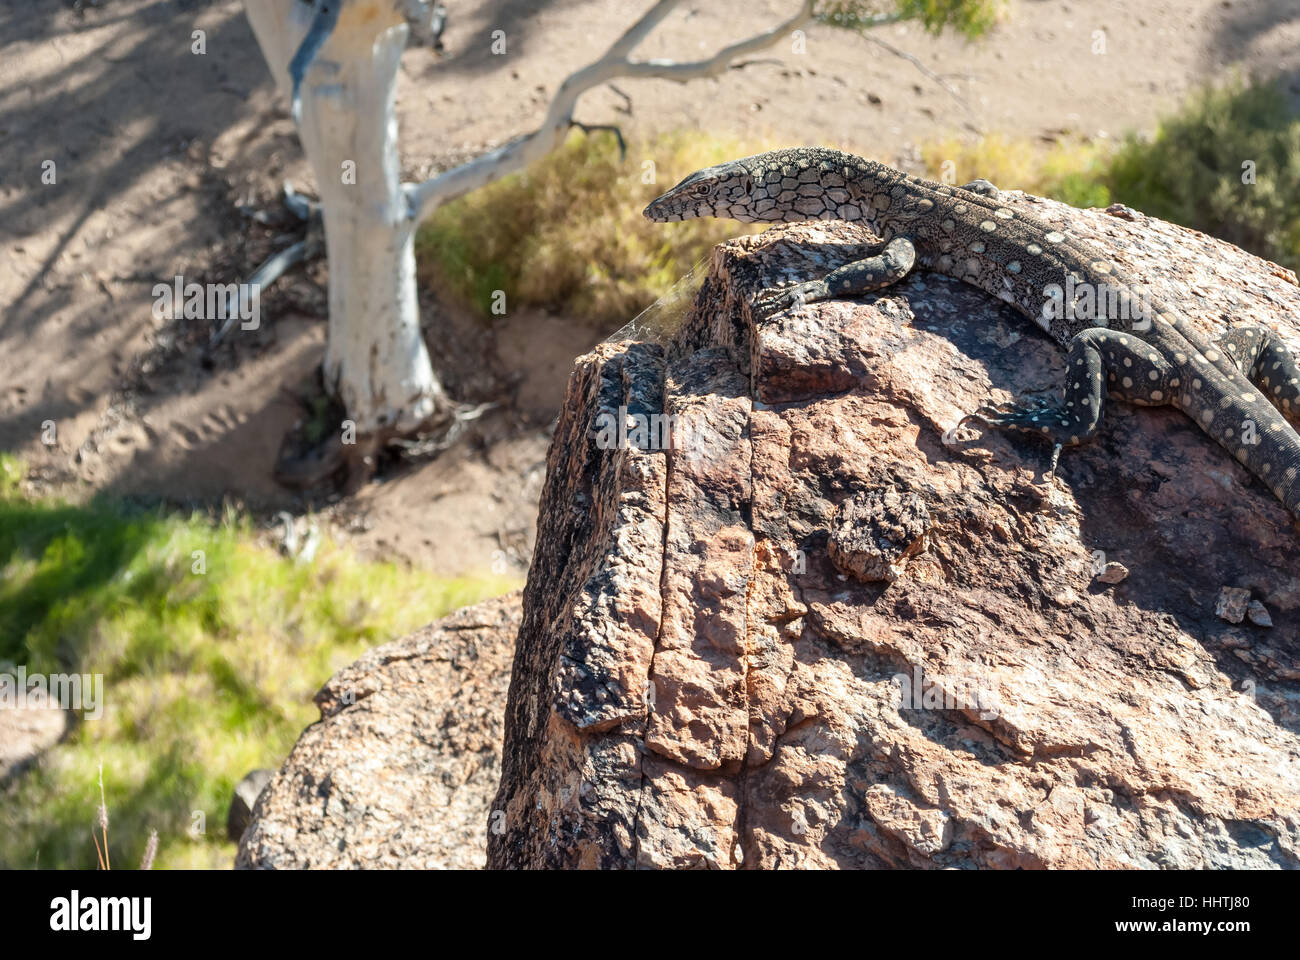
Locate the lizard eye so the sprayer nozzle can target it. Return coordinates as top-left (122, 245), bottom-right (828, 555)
top-left (692, 183), bottom-right (711, 198)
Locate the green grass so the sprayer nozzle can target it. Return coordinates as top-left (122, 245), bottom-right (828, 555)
top-left (0, 456), bottom-right (518, 869)
top-left (922, 76), bottom-right (1300, 272)
top-left (416, 129), bottom-right (773, 323)
top-left (818, 0), bottom-right (1004, 37)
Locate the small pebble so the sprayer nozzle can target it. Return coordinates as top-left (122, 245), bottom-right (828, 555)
top-left (1095, 561), bottom-right (1129, 584)
top-left (1246, 600), bottom-right (1273, 628)
top-left (1214, 586), bottom-right (1251, 624)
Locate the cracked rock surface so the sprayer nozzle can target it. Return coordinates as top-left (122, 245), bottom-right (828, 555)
top-left (489, 203), bottom-right (1300, 869)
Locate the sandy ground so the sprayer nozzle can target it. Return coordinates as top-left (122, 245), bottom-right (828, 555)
top-left (1, 0), bottom-right (1297, 577)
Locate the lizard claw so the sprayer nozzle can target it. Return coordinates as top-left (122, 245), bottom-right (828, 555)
top-left (961, 399), bottom-right (1075, 479)
top-left (1046, 443), bottom-right (1063, 478)
top-left (757, 280), bottom-right (829, 313)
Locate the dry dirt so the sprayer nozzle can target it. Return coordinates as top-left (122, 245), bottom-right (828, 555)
top-left (1, 0), bottom-right (1297, 577)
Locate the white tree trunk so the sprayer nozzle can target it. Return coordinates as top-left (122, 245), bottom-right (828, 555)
top-left (245, 0), bottom-right (443, 437)
top-left (243, 0), bottom-right (812, 445)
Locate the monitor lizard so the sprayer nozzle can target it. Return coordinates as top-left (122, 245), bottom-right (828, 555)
top-left (644, 146), bottom-right (1300, 522)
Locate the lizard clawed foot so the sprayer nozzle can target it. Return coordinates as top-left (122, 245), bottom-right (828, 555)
top-left (960, 396), bottom-right (1059, 432)
top-left (757, 279), bottom-right (830, 312)
top-left (958, 397), bottom-right (1078, 478)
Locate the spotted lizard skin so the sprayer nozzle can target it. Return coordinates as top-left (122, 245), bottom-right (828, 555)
top-left (644, 146), bottom-right (1300, 521)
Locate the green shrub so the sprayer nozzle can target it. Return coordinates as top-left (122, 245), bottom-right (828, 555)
top-left (819, 0), bottom-right (1004, 37)
top-left (924, 77), bottom-right (1300, 272)
top-left (1106, 76), bottom-right (1300, 272)
top-left (416, 130), bottom-right (773, 323)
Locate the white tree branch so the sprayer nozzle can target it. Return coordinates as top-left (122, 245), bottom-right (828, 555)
top-left (405, 0), bottom-right (815, 224)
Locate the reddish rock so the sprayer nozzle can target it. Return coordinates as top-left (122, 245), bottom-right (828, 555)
top-left (1095, 561), bottom-right (1130, 584)
top-left (490, 202), bottom-right (1300, 869)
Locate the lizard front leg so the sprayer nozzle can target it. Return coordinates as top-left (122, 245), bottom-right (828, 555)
top-left (1214, 324), bottom-right (1300, 427)
top-left (960, 328), bottom-right (1173, 470)
top-left (767, 236), bottom-right (917, 309)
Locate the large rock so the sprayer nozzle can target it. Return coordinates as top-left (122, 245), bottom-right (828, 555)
top-left (0, 684), bottom-right (67, 786)
top-left (236, 592), bottom-right (520, 869)
top-left (489, 195), bottom-right (1300, 869)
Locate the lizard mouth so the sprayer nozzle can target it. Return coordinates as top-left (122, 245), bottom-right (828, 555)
top-left (644, 200), bottom-right (679, 222)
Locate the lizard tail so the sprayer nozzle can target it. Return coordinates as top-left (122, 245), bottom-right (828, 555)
top-left (1175, 374), bottom-right (1300, 521)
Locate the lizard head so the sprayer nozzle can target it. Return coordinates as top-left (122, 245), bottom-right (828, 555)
top-left (643, 160), bottom-right (759, 222)
top-left (644, 147), bottom-right (868, 224)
